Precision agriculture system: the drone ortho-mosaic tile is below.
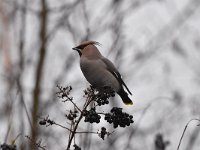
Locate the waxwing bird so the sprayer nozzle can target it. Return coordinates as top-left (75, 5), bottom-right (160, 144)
top-left (73, 41), bottom-right (133, 105)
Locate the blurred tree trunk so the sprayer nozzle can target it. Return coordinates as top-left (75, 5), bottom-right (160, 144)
top-left (17, 0), bottom-right (28, 149)
top-left (31, 0), bottom-right (48, 149)
top-left (0, 0), bottom-right (12, 144)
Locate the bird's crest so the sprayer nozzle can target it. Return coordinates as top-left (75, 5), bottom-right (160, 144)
top-left (81, 41), bottom-right (101, 47)
top-left (75, 41), bottom-right (101, 50)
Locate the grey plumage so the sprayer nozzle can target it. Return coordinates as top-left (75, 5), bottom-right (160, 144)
top-left (73, 41), bottom-right (133, 105)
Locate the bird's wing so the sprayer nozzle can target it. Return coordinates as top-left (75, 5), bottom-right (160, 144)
top-left (101, 57), bottom-right (132, 95)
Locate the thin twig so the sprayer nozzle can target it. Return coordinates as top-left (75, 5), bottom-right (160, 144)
top-left (13, 133), bottom-right (22, 144)
top-left (66, 95), bottom-right (93, 149)
top-left (69, 99), bottom-right (82, 113)
top-left (75, 131), bottom-right (97, 134)
top-left (177, 118), bottom-right (200, 150)
top-left (67, 112), bottom-right (84, 150)
top-left (53, 122), bottom-right (73, 132)
top-left (25, 136), bottom-right (46, 150)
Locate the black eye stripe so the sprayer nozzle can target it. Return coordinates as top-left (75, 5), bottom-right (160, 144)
top-left (77, 50), bottom-right (82, 56)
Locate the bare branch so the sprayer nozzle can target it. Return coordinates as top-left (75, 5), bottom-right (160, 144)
top-left (177, 119), bottom-right (200, 150)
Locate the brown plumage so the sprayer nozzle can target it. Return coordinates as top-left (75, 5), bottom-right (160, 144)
top-left (73, 41), bottom-right (133, 105)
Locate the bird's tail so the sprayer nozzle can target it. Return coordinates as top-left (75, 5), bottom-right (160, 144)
top-left (118, 89), bottom-right (133, 105)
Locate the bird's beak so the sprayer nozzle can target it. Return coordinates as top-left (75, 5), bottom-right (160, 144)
top-left (72, 47), bottom-right (80, 51)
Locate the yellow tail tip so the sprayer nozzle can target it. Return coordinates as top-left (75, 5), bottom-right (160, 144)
top-left (124, 101), bottom-right (133, 105)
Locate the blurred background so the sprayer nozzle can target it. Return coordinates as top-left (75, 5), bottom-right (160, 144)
top-left (0, 0), bottom-right (200, 149)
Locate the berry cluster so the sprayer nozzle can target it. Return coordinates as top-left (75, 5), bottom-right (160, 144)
top-left (73, 144), bottom-right (81, 150)
top-left (155, 133), bottom-right (170, 150)
top-left (98, 127), bottom-right (110, 140)
top-left (56, 85), bottom-right (73, 101)
top-left (65, 110), bottom-right (78, 120)
top-left (95, 86), bottom-right (115, 106)
top-left (84, 86), bottom-right (115, 106)
top-left (83, 108), bottom-right (101, 123)
top-left (39, 116), bottom-right (54, 126)
top-left (105, 107), bottom-right (134, 128)
top-left (0, 143), bottom-right (17, 150)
